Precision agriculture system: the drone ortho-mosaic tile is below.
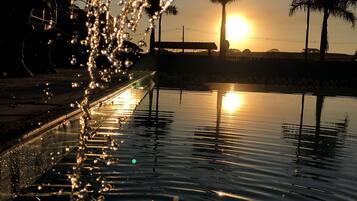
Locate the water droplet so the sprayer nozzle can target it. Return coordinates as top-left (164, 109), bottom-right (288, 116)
top-left (124, 60), bottom-right (133, 67)
top-left (101, 50), bottom-right (107, 55)
top-left (102, 183), bottom-right (112, 192)
top-left (72, 82), bottom-right (80, 88)
top-left (117, 0), bottom-right (124, 5)
top-left (138, 40), bottom-right (146, 47)
top-left (123, 32), bottom-right (129, 40)
top-left (71, 37), bottom-right (78, 44)
top-left (70, 57), bottom-right (77, 65)
top-left (89, 82), bottom-right (96, 89)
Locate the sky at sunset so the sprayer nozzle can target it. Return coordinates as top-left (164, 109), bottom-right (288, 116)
top-left (112, 0), bottom-right (357, 54)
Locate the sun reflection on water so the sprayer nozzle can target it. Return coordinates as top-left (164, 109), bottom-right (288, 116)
top-left (222, 91), bottom-right (244, 114)
top-left (214, 190), bottom-right (251, 200)
top-left (111, 89), bottom-right (140, 115)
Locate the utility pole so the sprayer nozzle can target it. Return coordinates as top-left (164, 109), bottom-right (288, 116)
top-left (304, 1), bottom-right (311, 63)
top-left (182, 26), bottom-right (185, 54)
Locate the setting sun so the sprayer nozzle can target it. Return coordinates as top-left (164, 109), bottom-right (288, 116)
top-left (226, 15), bottom-right (252, 44)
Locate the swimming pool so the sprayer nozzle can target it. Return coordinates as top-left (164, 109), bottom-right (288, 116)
top-left (4, 81), bottom-right (357, 201)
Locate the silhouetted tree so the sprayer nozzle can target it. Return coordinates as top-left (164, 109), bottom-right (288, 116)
top-left (210, 0), bottom-right (237, 57)
top-left (158, 6), bottom-right (178, 53)
top-left (145, 0), bottom-right (178, 53)
top-left (242, 49), bottom-right (251, 53)
top-left (290, 0), bottom-right (356, 61)
top-left (267, 49), bottom-right (280, 53)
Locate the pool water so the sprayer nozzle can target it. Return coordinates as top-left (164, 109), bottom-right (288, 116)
top-left (6, 83), bottom-right (357, 201)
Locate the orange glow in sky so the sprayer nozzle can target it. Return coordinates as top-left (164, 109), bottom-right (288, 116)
top-left (110, 0), bottom-right (357, 54)
top-left (216, 14), bottom-right (254, 50)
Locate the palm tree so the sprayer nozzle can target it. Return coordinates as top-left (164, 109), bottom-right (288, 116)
top-left (145, 0), bottom-right (177, 53)
top-left (290, 0), bottom-right (356, 61)
top-left (158, 6), bottom-right (178, 53)
top-left (210, 0), bottom-right (237, 57)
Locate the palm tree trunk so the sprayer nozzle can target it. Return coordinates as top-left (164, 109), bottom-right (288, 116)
top-left (158, 14), bottom-right (162, 54)
top-left (150, 27), bottom-right (156, 54)
top-left (320, 9), bottom-right (329, 61)
top-left (220, 3), bottom-right (227, 57)
top-left (304, 1), bottom-right (311, 63)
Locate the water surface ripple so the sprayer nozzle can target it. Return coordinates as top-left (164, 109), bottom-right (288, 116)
top-left (10, 86), bottom-right (357, 201)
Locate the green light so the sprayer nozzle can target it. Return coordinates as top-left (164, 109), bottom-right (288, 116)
top-left (131, 159), bottom-right (137, 164)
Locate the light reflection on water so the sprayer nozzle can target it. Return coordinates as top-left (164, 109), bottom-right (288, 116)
top-left (222, 92), bottom-right (244, 114)
top-left (2, 83), bottom-right (357, 201)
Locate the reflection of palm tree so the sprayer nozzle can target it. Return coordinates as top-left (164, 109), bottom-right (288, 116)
top-left (130, 87), bottom-right (174, 173)
top-left (290, 0), bottom-right (356, 61)
top-left (148, 89), bottom-right (153, 120)
top-left (210, 0), bottom-right (236, 57)
top-left (314, 95), bottom-right (324, 140)
top-left (145, 0), bottom-right (178, 53)
top-left (132, 88), bottom-right (173, 129)
top-left (216, 90), bottom-right (223, 136)
top-left (297, 94), bottom-right (305, 156)
top-left (283, 95), bottom-right (349, 162)
top-left (193, 90), bottom-right (225, 155)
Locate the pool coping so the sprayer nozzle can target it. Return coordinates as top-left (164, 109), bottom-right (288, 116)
top-left (0, 71), bottom-right (156, 153)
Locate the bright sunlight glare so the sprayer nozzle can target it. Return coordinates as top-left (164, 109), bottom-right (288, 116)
top-left (226, 15), bottom-right (252, 43)
top-left (222, 91), bottom-right (244, 114)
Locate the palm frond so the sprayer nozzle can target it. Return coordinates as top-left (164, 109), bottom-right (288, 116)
top-left (331, 7), bottom-right (356, 27)
top-left (210, 0), bottom-right (237, 5)
top-left (145, 0), bottom-right (178, 17)
top-left (165, 5), bottom-right (178, 15)
top-left (290, 0), bottom-right (357, 26)
top-left (289, 0), bottom-right (310, 16)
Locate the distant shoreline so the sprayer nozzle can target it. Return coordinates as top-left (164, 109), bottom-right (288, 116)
top-left (135, 53), bottom-right (357, 89)
top-left (157, 50), bottom-right (355, 62)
